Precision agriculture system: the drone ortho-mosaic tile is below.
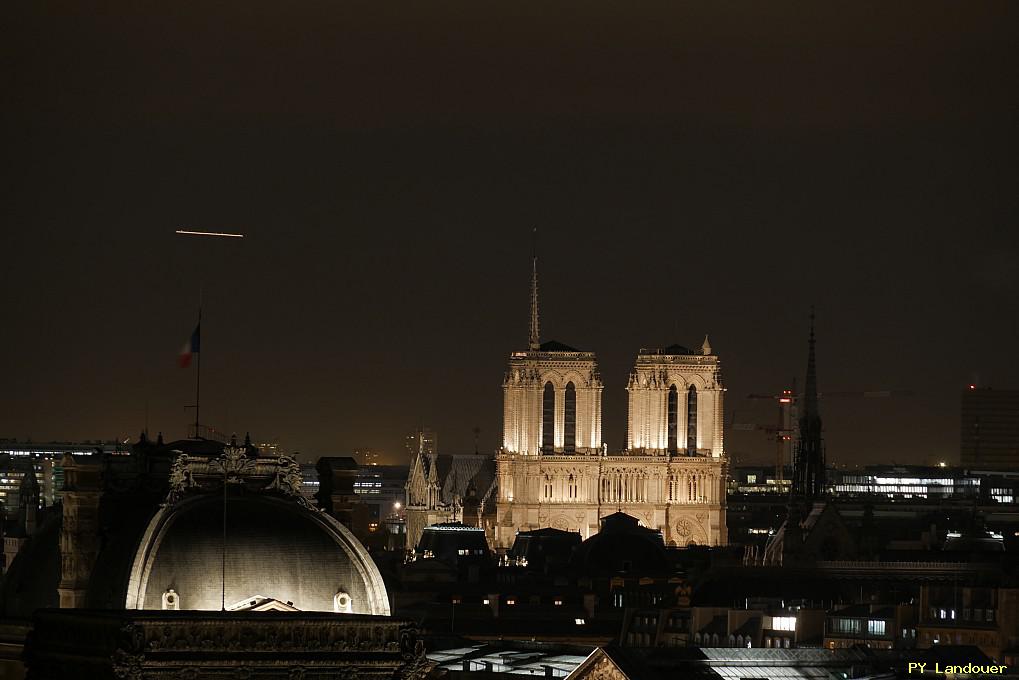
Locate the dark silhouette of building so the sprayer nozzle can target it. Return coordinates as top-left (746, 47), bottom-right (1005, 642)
top-left (793, 312), bottom-right (825, 500)
top-left (962, 387), bottom-right (1019, 469)
top-left (0, 435), bottom-right (432, 679)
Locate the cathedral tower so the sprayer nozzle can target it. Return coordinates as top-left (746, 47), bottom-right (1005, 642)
top-left (492, 236), bottom-right (725, 550)
top-left (625, 337), bottom-right (724, 457)
top-left (501, 236), bottom-right (603, 456)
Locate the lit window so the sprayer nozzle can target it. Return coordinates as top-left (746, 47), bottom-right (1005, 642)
top-left (554, 599), bottom-right (563, 606)
top-left (483, 599), bottom-right (490, 605)
top-left (747, 475), bottom-right (757, 484)
top-left (868, 620), bottom-right (886, 636)
top-left (575, 618), bottom-right (585, 625)
top-left (506, 599), bottom-right (516, 606)
top-left (772, 616), bottom-right (796, 631)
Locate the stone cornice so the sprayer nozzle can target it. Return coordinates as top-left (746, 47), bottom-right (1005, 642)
top-left (25, 610), bottom-right (433, 680)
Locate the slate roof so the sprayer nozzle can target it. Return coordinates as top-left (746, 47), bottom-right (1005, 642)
top-left (540, 340), bottom-right (581, 352)
top-left (419, 454), bottom-right (497, 505)
top-left (575, 646), bottom-right (877, 680)
top-left (433, 455), bottom-right (496, 504)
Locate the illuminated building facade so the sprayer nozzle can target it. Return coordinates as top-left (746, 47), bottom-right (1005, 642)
top-left (831, 467), bottom-right (981, 499)
top-left (492, 251), bottom-right (727, 549)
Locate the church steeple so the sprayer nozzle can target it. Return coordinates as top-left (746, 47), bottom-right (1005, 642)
top-left (18, 456), bottom-right (40, 536)
top-left (528, 227), bottom-right (540, 351)
top-left (802, 311), bottom-right (818, 422)
top-left (793, 309), bottom-right (825, 499)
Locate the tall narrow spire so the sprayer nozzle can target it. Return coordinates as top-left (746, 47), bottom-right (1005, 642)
top-left (529, 227), bottom-right (540, 351)
top-left (803, 309), bottom-right (818, 419)
top-left (793, 307), bottom-right (825, 499)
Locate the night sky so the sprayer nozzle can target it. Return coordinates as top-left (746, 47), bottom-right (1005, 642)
top-left (4, 2), bottom-right (1017, 466)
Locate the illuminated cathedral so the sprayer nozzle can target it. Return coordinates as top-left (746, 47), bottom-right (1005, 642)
top-left (492, 248), bottom-right (728, 549)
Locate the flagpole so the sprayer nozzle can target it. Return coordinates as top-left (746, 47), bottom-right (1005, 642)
top-left (194, 305), bottom-right (202, 438)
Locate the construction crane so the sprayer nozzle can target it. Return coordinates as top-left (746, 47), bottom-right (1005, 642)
top-left (732, 387), bottom-right (914, 482)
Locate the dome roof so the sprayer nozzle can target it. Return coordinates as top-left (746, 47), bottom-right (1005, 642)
top-left (126, 493), bottom-right (390, 614)
top-left (569, 512), bottom-right (668, 575)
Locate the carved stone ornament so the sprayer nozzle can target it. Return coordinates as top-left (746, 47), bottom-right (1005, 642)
top-left (167, 455), bottom-right (195, 504)
top-left (399, 638), bottom-right (436, 680)
top-left (110, 624), bottom-right (145, 680)
top-left (165, 447), bottom-right (313, 509)
top-left (267, 454), bottom-right (314, 509)
top-left (674, 518), bottom-right (693, 537)
top-left (209, 445), bottom-right (257, 482)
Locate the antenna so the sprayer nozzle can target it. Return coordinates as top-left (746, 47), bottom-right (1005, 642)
top-left (529, 228), bottom-right (540, 351)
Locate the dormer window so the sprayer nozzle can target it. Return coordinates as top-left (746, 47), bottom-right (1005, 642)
top-left (161, 589), bottom-right (179, 610)
top-left (334, 591), bottom-right (352, 613)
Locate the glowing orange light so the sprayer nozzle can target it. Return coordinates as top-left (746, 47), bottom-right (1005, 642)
top-left (779, 398), bottom-right (792, 403)
top-left (968, 384), bottom-right (976, 390)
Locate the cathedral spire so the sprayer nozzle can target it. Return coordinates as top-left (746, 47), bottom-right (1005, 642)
top-left (793, 308), bottom-right (825, 499)
top-left (803, 309), bottom-right (818, 420)
top-left (528, 227), bottom-right (540, 351)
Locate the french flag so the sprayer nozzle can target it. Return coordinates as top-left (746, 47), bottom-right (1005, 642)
top-left (178, 323), bottom-right (200, 368)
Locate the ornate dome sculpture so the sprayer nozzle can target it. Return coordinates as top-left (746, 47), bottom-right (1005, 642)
top-left (124, 446), bottom-right (390, 615)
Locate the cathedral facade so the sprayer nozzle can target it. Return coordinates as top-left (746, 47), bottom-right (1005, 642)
top-left (492, 252), bottom-right (728, 550)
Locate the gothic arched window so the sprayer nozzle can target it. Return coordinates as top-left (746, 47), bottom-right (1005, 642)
top-left (542, 381), bottom-right (555, 454)
top-left (564, 382), bottom-right (577, 454)
top-left (686, 385), bottom-right (698, 454)
top-left (667, 385), bottom-right (678, 453)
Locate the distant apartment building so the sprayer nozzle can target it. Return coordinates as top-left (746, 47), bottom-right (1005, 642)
top-left (354, 464), bottom-right (408, 522)
top-left (732, 464), bottom-right (1017, 504)
top-left (918, 583), bottom-right (1019, 662)
top-left (830, 466), bottom-right (982, 500)
top-left (621, 602), bottom-right (826, 650)
top-left (962, 387), bottom-right (1019, 469)
top-left (0, 440), bottom-right (130, 509)
top-left (405, 428), bottom-right (437, 462)
top-left (730, 466), bottom-right (793, 495)
top-left (824, 604), bottom-right (916, 650)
